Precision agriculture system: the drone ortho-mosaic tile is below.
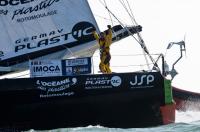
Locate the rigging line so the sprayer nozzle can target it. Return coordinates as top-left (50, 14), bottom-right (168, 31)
top-left (102, 0), bottom-right (119, 39)
top-left (125, 0), bottom-right (138, 25)
top-left (60, 45), bottom-right (76, 59)
top-left (94, 63), bottom-right (154, 67)
top-left (118, 0), bottom-right (136, 25)
top-left (117, 1), bottom-right (144, 36)
top-left (98, 0), bottom-right (125, 25)
top-left (93, 53), bottom-right (160, 57)
top-left (119, 0), bottom-right (138, 26)
top-left (103, 0), bottom-right (114, 27)
top-left (118, 0), bottom-right (150, 66)
top-left (98, 0), bottom-right (106, 7)
top-left (99, 0), bottom-right (159, 71)
top-left (112, 63), bottom-right (154, 67)
top-left (99, 0), bottom-right (145, 47)
top-left (98, 1), bottom-right (140, 43)
top-left (93, 14), bottom-right (120, 23)
top-left (125, 1), bottom-right (155, 56)
top-left (118, 0), bottom-right (159, 70)
top-left (121, 0), bottom-right (150, 53)
top-left (119, 0), bottom-right (138, 27)
top-left (118, 0), bottom-right (147, 51)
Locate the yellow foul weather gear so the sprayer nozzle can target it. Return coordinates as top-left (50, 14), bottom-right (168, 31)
top-left (93, 27), bottom-right (112, 73)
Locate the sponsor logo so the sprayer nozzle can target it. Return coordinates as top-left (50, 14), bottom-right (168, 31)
top-left (39, 92), bottom-right (74, 98)
top-left (0, 9), bottom-right (7, 15)
top-left (111, 76), bottom-right (122, 87)
top-left (0, 0), bottom-right (59, 21)
top-left (36, 78), bottom-right (77, 87)
top-left (63, 57), bottom-right (91, 75)
top-left (11, 0), bottom-right (59, 20)
top-left (36, 78), bottom-right (77, 98)
top-left (15, 29), bottom-right (63, 44)
top-left (0, 0), bottom-right (59, 19)
top-left (130, 74), bottom-right (154, 88)
top-left (72, 21), bottom-right (95, 42)
top-left (85, 76), bottom-right (122, 89)
top-left (0, 0), bottom-right (35, 6)
top-left (73, 67), bottom-right (89, 73)
top-left (16, 10), bottom-right (57, 22)
top-left (66, 58), bottom-right (88, 66)
top-left (33, 65), bottom-right (60, 72)
top-left (15, 21), bottom-right (96, 53)
top-left (30, 60), bottom-right (62, 77)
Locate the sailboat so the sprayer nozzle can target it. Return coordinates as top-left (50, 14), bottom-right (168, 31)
top-left (1, 0), bottom-right (196, 130)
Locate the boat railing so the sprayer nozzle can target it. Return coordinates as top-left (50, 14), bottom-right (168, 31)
top-left (92, 53), bottom-right (166, 74)
top-left (0, 53), bottom-right (167, 79)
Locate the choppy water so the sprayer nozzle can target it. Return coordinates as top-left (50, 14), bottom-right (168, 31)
top-left (20, 111), bottom-right (200, 132)
top-left (0, 111), bottom-right (199, 131)
top-left (25, 122), bottom-right (200, 132)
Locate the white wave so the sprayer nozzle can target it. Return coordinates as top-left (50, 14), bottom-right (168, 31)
top-left (176, 110), bottom-right (200, 123)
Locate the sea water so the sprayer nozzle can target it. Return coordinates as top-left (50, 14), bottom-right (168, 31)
top-left (20, 111), bottom-right (200, 132)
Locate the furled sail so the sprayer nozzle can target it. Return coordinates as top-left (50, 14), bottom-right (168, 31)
top-left (0, 0), bottom-right (99, 68)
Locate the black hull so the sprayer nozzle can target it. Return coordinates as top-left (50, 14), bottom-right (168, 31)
top-left (0, 72), bottom-right (174, 130)
top-left (1, 93), bottom-right (163, 130)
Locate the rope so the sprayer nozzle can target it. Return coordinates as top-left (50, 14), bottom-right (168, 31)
top-left (103, 0), bottom-right (114, 27)
top-left (93, 63), bottom-right (154, 68)
top-left (125, 0), bottom-right (138, 25)
top-left (119, 0), bottom-right (136, 25)
top-left (98, 0), bottom-right (139, 42)
top-left (124, 0), bottom-right (159, 71)
top-left (93, 14), bottom-right (119, 23)
top-left (93, 53), bottom-right (160, 57)
top-left (98, 0), bottom-right (159, 71)
top-left (118, 0), bottom-right (151, 70)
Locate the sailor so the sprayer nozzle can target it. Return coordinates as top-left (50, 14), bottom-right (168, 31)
top-left (93, 25), bottom-right (112, 73)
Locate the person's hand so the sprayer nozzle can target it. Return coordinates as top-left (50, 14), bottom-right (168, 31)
top-left (136, 25), bottom-right (142, 32)
top-left (107, 25), bottom-right (111, 29)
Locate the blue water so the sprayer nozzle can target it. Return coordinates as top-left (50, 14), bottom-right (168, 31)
top-left (1, 111), bottom-right (199, 132)
top-left (25, 122), bottom-right (200, 132)
top-left (22, 111), bottom-right (200, 132)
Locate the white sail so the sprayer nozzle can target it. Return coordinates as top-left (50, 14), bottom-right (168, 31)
top-left (0, 0), bottom-right (99, 68)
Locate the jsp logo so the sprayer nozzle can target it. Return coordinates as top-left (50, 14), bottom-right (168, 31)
top-left (111, 76), bottom-right (122, 87)
top-left (130, 75), bottom-right (154, 86)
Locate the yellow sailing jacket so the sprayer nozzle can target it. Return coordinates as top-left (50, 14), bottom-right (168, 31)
top-left (93, 29), bottom-right (112, 53)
